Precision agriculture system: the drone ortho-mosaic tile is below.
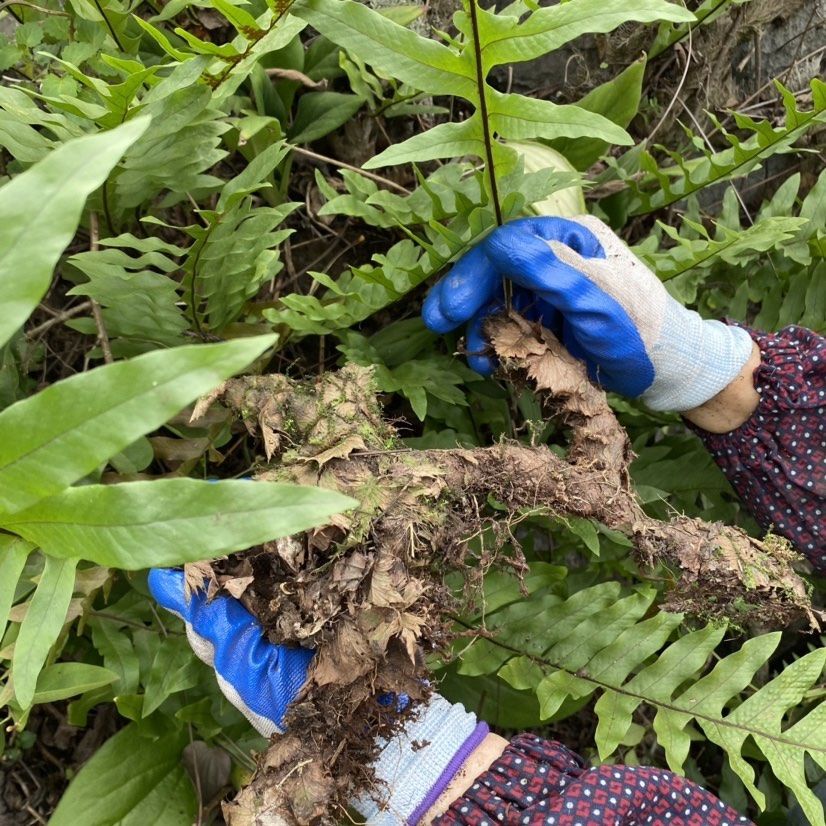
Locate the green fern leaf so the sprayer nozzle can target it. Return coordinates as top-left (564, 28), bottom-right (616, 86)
top-left (639, 215), bottom-right (809, 281)
top-left (187, 142), bottom-right (299, 332)
top-left (465, 580), bottom-right (825, 820)
top-left (698, 646), bottom-right (826, 821)
top-left (481, 0), bottom-right (693, 66)
top-left (625, 78), bottom-right (826, 214)
top-left (67, 246), bottom-right (189, 352)
top-left (292, 0), bottom-right (690, 172)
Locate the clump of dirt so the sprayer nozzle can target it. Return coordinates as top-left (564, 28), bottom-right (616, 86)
top-left (192, 314), bottom-right (813, 825)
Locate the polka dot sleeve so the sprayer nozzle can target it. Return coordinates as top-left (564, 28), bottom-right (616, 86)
top-left (688, 325), bottom-right (825, 571)
top-left (433, 734), bottom-right (752, 825)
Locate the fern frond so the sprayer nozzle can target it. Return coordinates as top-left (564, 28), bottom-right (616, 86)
top-left (185, 142), bottom-right (299, 332)
top-left (638, 215), bottom-right (808, 281)
top-left (133, 8), bottom-right (306, 100)
top-left (68, 237), bottom-right (189, 352)
top-left (622, 78), bottom-right (826, 215)
top-left (455, 580), bottom-right (826, 823)
top-left (290, 0), bottom-right (692, 173)
top-left (267, 158), bottom-right (577, 335)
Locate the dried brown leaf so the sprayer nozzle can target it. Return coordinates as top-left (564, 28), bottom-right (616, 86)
top-left (331, 551), bottom-right (371, 593)
top-left (265, 67), bottom-right (327, 89)
top-left (184, 561), bottom-right (218, 600)
top-left (302, 434), bottom-right (367, 467)
top-left (150, 436), bottom-right (209, 462)
top-left (488, 313), bottom-right (546, 359)
top-left (260, 418), bottom-right (281, 461)
top-left (311, 622), bottom-right (372, 687)
top-left (272, 536), bottom-right (306, 572)
top-left (222, 575), bottom-right (254, 599)
top-left (190, 385), bottom-right (226, 423)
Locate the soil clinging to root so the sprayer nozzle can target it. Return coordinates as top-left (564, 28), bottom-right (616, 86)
top-left (189, 314), bottom-right (813, 825)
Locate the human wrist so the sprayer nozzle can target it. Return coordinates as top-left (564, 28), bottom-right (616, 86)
top-left (640, 305), bottom-right (755, 412)
top-left (351, 694), bottom-right (485, 825)
top-left (419, 732), bottom-right (508, 823)
top-left (682, 340), bottom-right (761, 433)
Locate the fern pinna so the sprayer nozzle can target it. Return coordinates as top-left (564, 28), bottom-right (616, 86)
top-left (452, 577), bottom-right (826, 826)
top-left (614, 77), bottom-right (826, 215)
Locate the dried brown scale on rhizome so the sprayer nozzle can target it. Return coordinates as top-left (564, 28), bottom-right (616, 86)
top-left (192, 314), bottom-right (813, 825)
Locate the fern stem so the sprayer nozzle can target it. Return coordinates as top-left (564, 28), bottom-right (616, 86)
top-left (466, 0), bottom-right (511, 307)
top-left (467, 0), bottom-right (502, 227)
top-left (91, 0), bottom-right (124, 51)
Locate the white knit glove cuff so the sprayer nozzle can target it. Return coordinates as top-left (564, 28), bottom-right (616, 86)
top-left (641, 300), bottom-right (754, 411)
top-left (352, 695), bottom-right (482, 825)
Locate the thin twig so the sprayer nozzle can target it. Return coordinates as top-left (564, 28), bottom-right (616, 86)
top-left (780, 2), bottom-right (818, 87)
top-left (647, 24), bottom-right (693, 145)
top-left (26, 301), bottom-right (93, 338)
top-left (89, 213), bottom-right (113, 364)
top-left (24, 805), bottom-right (47, 825)
top-left (289, 144), bottom-right (409, 194)
top-left (0, 0), bottom-right (67, 14)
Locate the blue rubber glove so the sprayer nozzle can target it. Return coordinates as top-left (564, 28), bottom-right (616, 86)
top-left (149, 568), bottom-right (486, 824)
top-left (423, 215), bottom-right (754, 412)
top-left (148, 568), bottom-right (313, 736)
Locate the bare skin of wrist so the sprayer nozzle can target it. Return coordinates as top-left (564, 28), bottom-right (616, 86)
top-left (681, 341), bottom-right (761, 434)
top-left (419, 733), bottom-right (509, 823)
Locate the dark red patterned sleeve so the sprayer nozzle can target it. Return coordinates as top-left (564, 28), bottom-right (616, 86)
top-left (434, 734), bottom-right (752, 826)
top-left (688, 325), bottom-right (824, 571)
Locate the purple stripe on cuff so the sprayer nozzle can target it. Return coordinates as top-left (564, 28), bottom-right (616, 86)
top-left (407, 721), bottom-right (490, 825)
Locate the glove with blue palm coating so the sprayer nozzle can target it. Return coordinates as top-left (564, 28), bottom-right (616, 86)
top-left (148, 568), bottom-right (485, 825)
top-left (148, 567), bottom-right (313, 736)
top-left (422, 215), bottom-right (754, 412)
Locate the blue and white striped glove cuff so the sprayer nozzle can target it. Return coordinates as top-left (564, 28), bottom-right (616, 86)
top-left (352, 695), bottom-right (481, 825)
top-left (642, 302), bottom-right (754, 411)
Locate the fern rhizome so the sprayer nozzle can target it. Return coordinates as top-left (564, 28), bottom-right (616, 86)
top-left (210, 323), bottom-right (816, 823)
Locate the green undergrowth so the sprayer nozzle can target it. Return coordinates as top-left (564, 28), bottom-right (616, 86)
top-left (0, 0), bottom-right (823, 822)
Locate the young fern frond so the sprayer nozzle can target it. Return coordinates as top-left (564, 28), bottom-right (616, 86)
top-left (184, 142), bottom-right (299, 333)
top-left (621, 78), bottom-right (826, 214)
top-left (637, 214), bottom-right (808, 281)
top-left (266, 159), bottom-right (578, 335)
top-left (455, 581), bottom-right (826, 825)
top-left (632, 167), bottom-right (826, 325)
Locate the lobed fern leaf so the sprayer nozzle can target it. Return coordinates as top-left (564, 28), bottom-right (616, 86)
top-left (67, 240), bottom-right (189, 353)
top-left (620, 78), bottom-right (826, 215)
top-left (638, 215), bottom-right (808, 281)
top-left (635, 169), bottom-right (826, 331)
top-left (290, 0), bottom-right (692, 176)
top-left (185, 141), bottom-right (299, 332)
top-left (455, 580), bottom-right (826, 823)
